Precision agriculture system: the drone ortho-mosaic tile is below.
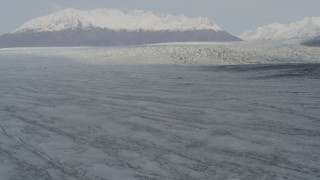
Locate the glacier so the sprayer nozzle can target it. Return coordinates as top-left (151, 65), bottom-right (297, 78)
top-left (1, 42), bottom-right (319, 65)
top-left (0, 43), bottom-right (320, 180)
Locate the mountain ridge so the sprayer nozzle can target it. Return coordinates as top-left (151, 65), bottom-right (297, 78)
top-left (240, 17), bottom-right (320, 41)
top-left (12, 8), bottom-right (222, 33)
top-left (0, 8), bottom-right (241, 48)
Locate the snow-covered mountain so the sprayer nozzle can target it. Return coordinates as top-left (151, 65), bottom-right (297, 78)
top-left (240, 17), bottom-right (320, 41)
top-left (0, 8), bottom-right (241, 48)
top-left (12, 8), bottom-right (222, 33)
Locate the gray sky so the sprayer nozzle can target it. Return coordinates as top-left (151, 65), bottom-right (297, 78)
top-left (1, 0), bottom-right (319, 35)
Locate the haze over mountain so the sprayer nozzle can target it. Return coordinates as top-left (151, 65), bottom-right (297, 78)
top-left (240, 17), bottom-right (320, 41)
top-left (0, 8), bottom-right (241, 48)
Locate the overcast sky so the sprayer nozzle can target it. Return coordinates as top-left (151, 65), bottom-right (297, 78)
top-left (1, 0), bottom-right (319, 35)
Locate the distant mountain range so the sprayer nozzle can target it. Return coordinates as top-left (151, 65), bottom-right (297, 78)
top-left (0, 8), bottom-right (241, 48)
top-left (240, 17), bottom-right (320, 41)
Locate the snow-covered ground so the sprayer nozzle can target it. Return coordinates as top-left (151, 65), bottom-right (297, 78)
top-left (0, 44), bottom-right (320, 179)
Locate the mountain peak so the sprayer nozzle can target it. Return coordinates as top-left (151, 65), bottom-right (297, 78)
top-left (12, 8), bottom-right (222, 33)
top-left (0, 8), bottom-right (242, 48)
top-left (300, 16), bottom-right (320, 26)
top-left (240, 17), bottom-right (320, 41)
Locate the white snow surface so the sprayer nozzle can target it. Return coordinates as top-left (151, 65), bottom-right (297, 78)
top-left (240, 17), bottom-right (320, 41)
top-left (11, 8), bottom-right (222, 33)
